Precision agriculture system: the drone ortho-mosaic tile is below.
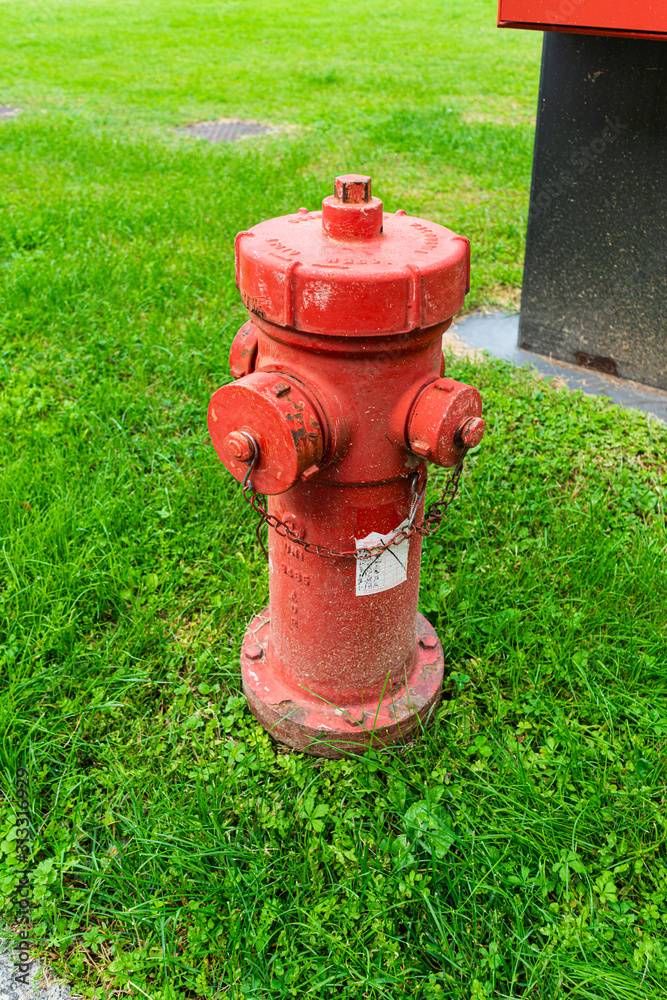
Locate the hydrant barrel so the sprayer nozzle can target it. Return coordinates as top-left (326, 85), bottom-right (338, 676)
top-left (208, 175), bottom-right (485, 757)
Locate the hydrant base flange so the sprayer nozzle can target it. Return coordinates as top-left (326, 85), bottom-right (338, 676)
top-left (241, 608), bottom-right (444, 759)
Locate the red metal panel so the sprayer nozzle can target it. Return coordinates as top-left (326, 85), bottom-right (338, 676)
top-left (498, 0), bottom-right (667, 37)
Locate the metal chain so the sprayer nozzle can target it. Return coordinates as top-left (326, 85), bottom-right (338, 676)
top-left (240, 443), bottom-right (469, 561)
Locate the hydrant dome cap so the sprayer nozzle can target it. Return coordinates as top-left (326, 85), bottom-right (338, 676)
top-left (235, 188), bottom-right (470, 336)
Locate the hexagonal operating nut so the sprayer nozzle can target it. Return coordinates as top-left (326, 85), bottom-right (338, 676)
top-left (456, 416), bottom-right (485, 449)
top-left (322, 174), bottom-right (383, 241)
top-left (225, 430), bottom-right (256, 463)
top-left (407, 377), bottom-right (483, 468)
top-left (334, 174), bottom-right (371, 203)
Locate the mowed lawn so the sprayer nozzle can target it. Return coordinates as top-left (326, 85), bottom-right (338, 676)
top-left (1, 2), bottom-right (667, 998)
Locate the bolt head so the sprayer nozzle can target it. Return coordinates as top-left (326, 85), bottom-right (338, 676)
top-left (226, 431), bottom-right (254, 462)
top-left (245, 643), bottom-right (264, 661)
top-left (457, 416), bottom-right (485, 449)
top-left (334, 174), bottom-right (371, 204)
top-left (410, 439), bottom-right (431, 457)
top-left (419, 634), bottom-right (438, 650)
top-left (300, 463), bottom-right (320, 483)
top-left (434, 378), bottom-right (456, 393)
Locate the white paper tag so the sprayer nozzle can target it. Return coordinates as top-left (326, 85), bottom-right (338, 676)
top-left (355, 519), bottom-right (410, 596)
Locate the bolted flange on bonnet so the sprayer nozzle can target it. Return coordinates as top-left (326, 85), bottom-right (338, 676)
top-left (234, 174), bottom-right (470, 337)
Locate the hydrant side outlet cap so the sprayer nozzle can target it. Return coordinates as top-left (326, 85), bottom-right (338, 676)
top-left (235, 177), bottom-right (470, 336)
top-left (208, 371), bottom-right (324, 495)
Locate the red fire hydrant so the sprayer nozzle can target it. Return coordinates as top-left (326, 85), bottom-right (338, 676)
top-left (208, 175), bottom-right (484, 757)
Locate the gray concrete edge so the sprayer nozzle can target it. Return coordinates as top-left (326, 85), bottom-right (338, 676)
top-left (447, 311), bottom-right (667, 424)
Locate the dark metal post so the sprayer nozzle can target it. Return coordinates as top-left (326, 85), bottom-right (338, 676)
top-left (519, 32), bottom-right (667, 390)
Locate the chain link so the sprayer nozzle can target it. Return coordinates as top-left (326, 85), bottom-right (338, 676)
top-left (240, 443), bottom-right (469, 561)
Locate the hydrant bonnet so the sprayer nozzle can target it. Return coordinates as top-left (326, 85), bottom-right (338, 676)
top-left (234, 174), bottom-right (471, 336)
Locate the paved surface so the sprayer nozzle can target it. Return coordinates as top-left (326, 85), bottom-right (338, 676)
top-left (449, 312), bottom-right (667, 424)
top-left (179, 118), bottom-right (269, 142)
top-left (0, 938), bottom-right (72, 1000)
top-left (0, 107), bottom-right (21, 120)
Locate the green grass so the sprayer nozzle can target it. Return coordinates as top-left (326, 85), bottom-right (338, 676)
top-left (1, 0), bottom-right (540, 310)
top-left (2, 0), bottom-right (539, 124)
top-left (1, 1), bottom-right (667, 998)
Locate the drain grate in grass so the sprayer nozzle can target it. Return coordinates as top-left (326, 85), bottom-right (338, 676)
top-left (0, 105), bottom-right (20, 119)
top-left (179, 117), bottom-right (270, 142)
